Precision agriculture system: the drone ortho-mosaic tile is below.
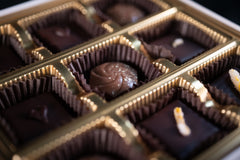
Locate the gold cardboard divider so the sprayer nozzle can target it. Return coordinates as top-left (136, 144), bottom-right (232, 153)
top-left (0, 24), bottom-right (42, 63)
top-left (13, 115), bottom-right (145, 160)
top-left (31, 47), bottom-right (52, 60)
top-left (60, 35), bottom-right (120, 66)
top-left (0, 24), bottom-right (23, 45)
top-left (175, 12), bottom-right (228, 44)
top-left (153, 58), bottom-right (178, 73)
top-left (128, 8), bottom-right (177, 35)
top-left (17, 1), bottom-right (88, 30)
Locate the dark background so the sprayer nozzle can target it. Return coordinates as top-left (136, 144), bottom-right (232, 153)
top-left (0, 0), bottom-right (240, 25)
top-left (194, 0), bottom-right (240, 25)
top-left (0, 0), bottom-right (30, 10)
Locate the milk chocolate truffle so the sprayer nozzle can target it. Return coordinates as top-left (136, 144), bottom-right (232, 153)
top-left (106, 3), bottom-right (145, 26)
top-left (89, 62), bottom-right (138, 97)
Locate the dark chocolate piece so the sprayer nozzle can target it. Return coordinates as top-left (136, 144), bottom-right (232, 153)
top-left (150, 33), bottom-right (206, 65)
top-left (140, 99), bottom-right (219, 159)
top-left (0, 45), bottom-right (25, 75)
top-left (210, 67), bottom-right (240, 104)
top-left (35, 25), bottom-right (91, 53)
top-left (106, 3), bottom-right (145, 26)
top-left (89, 62), bottom-right (138, 97)
top-left (2, 92), bottom-right (73, 144)
top-left (142, 41), bottom-right (176, 61)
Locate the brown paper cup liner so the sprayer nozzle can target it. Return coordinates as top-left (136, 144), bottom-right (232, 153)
top-left (137, 20), bottom-right (218, 63)
top-left (125, 88), bottom-right (234, 159)
top-left (194, 55), bottom-right (240, 105)
top-left (39, 127), bottom-right (144, 160)
top-left (0, 76), bottom-right (90, 145)
top-left (126, 87), bottom-right (237, 129)
top-left (68, 44), bottom-right (162, 101)
top-left (92, 0), bottom-right (161, 25)
top-left (0, 34), bottom-right (37, 75)
top-left (27, 8), bottom-right (107, 54)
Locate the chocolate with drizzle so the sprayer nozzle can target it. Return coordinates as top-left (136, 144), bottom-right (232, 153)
top-left (89, 62), bottom-right (138, 97)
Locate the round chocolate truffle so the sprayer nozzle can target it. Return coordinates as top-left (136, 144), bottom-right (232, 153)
top-left (89, 62), bottom-right (138, 97)
top-left (106, 3), bottom-right (145, 26)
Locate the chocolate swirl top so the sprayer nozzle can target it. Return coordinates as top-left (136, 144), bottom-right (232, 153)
top-left (89, 62), bottom-right (138, 97)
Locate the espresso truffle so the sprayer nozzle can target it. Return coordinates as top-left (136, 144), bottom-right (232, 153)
top-left (210, 67), bottom-right (240, 104)
top-left (35, 25), bottom-right (91, 53)
top-left (89, 62), bottom-right (138, 97)
top-left (106, 3), bottom-right (145, 26)
top-left (150, 33), bottom-right (206, 65)
top-left (2, 92), bottom-right (73, 145)
top-left (139, 99), bottom-right (219, 159)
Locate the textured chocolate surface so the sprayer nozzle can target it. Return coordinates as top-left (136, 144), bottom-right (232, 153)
top-left (210, 67), bottom-right (240, 105)
top-left (106, 3), bottom-right (145, 26)
top-left (35, 25), bottom-right (91, 53)
top-left (150, 33), bottom-right (206, 65)
top-left (2, 92), bottom-right (73, 145)
top-left (89, 62), bottom-right (138, 97)
top-left (0, 45), bottom-right (25, 75)
top-left (140, 99), bottom-right (219, 159)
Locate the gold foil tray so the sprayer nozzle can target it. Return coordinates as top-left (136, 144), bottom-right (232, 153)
top-left (0, 0), bottom-right (240, 160)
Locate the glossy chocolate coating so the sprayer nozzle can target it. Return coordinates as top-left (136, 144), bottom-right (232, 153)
top-left (151, 33), bottom-right (206, 65)
top-left (140, 99), bottom-right (219, 159)
top-left (210, 67), bottom-right (240, 104)
top-left (0, 45), bottom-right (25, 75)
top-left (106, 3), bottom-right (145, 26)
top-left (2, 92), bottom-right (73, 145)
top-left (35, 25), bottom-right (91, 53)
top-left (89, 62), bottom-right (138, 97)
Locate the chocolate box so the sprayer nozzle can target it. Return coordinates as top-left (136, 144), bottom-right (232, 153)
top-left (1, 0), bottom-right (240, 159)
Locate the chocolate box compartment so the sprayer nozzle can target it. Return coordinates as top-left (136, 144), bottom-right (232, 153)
top-left (17, 1), bottom-right (107, 54)
top-left (129, 10), bottom-right (228, 65)
top-left (0, 74), bottom-right (92, 146)
top-left (39, 126), bottom-right (144, 160)
top-left (194, 54), bottom-right (240, 106)
top-left (0, 24), bottom-right (38, 76)
top-left (122, 87), bottom-right (236, 159)
top-left (87, 0), bottom-right (169, 26)
top-left (66, 44), bottom-right (162, 101)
